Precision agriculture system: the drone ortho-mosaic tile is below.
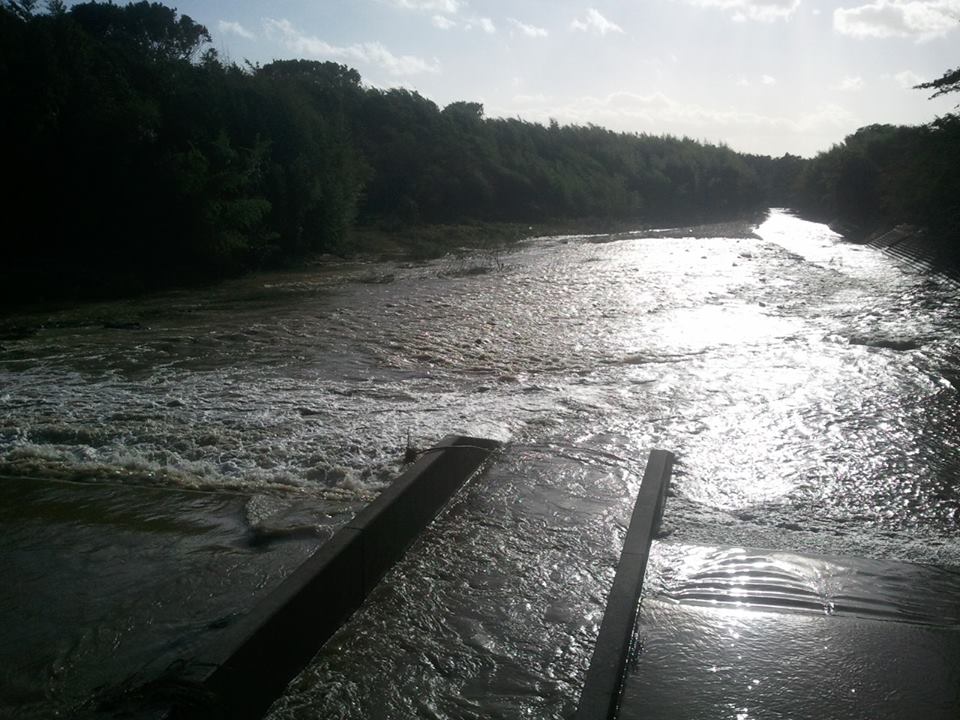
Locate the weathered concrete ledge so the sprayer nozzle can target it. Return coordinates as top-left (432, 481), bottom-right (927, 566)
top-left (165, 435), bottom-right (500, 720)
top-left (574, 449), bottom-right (675, 720)
top-left (825, 217), bottom-right (957, 279)
top-left (855, 225), bottom-right (960, 285)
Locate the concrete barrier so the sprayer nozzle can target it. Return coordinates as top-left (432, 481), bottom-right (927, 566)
top-left (163, 435), bottom-right (500, 720)
top-left (863, 226), bottom-right (960, 285)
top-left (574, 449), bottom-right (675, 720)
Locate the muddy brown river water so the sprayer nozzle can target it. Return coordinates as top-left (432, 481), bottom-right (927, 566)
top-left (1, 210), bottom-right (959, 718)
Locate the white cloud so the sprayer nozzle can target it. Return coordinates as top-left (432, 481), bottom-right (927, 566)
top-left (681, 0), bottom-right (802, 22)
top-left (735, 74), bottom-right (780, 86)
top-left (509, 18), bottom-right (549, 37)
top-left (462, 16), bottom-right (497, 32)
top-left (506, 90), bottom-right (857, 135)
top-left (571, 8), bottom-right (624, 35)
top-left (430, 15), bottom-right (497, 35)
top-left (432, 14), bottom-right (456, 29)
top-left (834, 1), bottom-right (960, 40)
top-left (264, 18), bottom-right (440, 75)
top-left (475, 17), bottom-right (497, 33)
top-left (218, 20), bottom-right (255, 40)
top-left (836, 75), bottom-right (865, 90)
top-left (513, 93), bottom-right (553, 104)
top-left (890, 69), bottom-right (925, 86)
top-left (389, 0), bottom-right (462, 13)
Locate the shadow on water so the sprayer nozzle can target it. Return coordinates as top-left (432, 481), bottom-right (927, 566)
top-left (2, 212), bottom-right (960, 717)
top-left (0, 477), bottom-right (326, 719)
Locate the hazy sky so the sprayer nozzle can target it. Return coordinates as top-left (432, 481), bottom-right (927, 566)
top-left (167, 1), bottom-right (957, 156)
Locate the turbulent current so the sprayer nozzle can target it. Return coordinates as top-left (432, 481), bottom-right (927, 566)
top-left (2, 210), bottom-right (959, 718)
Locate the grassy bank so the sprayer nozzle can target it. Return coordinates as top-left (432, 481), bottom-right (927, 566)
top-left (344, 211), bottom-right (768, 262)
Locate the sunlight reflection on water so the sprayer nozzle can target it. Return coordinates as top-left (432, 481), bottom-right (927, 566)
top-left (620, 542), bottom-right (960, 720)
top-left (653, 303), bottom-right (798, 351)
top-left (3, 211), bottom-right (960, 717)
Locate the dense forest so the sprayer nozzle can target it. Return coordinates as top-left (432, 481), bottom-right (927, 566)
top-left (0, 1), bottom-right (958, 302)
top-left (757, 62), bottom-right (960, 242)
top-left (790, 117), bottom-right (960, 242)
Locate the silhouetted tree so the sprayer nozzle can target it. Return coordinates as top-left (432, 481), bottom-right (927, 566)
top-left (70, 1), bottom-right (210, 63)
top-left (4, 0), bottom-right (36, 20)
top-left (916, 66), bottom-right (960, 101)
top-left (0, 0), bottom-right (781, 303)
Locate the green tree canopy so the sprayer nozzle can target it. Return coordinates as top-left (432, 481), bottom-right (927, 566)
top-left (69, 1), bottom-right (210, 63)
top-left (0, 0), bottom-right (793, 303)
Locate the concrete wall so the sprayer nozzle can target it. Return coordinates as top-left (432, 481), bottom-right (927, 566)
top-left (864, 226), bottom-right (960, 284)
top-left (163, 435), bottom-right (500, 720)
top-left (574, 449), bottom-right (675, 720)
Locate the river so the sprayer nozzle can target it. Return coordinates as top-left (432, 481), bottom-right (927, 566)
top-left (1, 210), bottom-right (959, 718)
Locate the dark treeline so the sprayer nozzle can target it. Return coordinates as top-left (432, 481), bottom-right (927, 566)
top-left (2, 2), bottom-right (958, 303)
top-left (1, 1), bottom-right (766, 301)
top-left (787, 118), bottom-right (960, 242)
top-left (758, 59), bottom-right (960, 242)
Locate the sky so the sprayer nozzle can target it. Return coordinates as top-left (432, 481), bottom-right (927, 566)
top-left (150, 1), bottom-right (958, 156)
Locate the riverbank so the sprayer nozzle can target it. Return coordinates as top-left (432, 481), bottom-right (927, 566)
top-left (3, 211), bottom-right (960, 717)
top-left (825, 218), bottom-right (960, 282)
top-left (784, 203), bottom-right (957, 280)
top-left (862, 225), bottom-right (960, 280)
top-left (0, 213), bottom-right (766, 325)
top-left (345, 212), bottom-right (765, 260)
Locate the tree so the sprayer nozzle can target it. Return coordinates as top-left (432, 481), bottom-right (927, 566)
top-left (4, 0), bottom-right (37, 19)
top-left (0, 0), bottom-right (776, 303)
top-left (442, 101), bottom-right (484, 122)
top-left (257, 59), bottom-right (361, 91)
top-left (915, 66), bottom-right (960, 101)
top-left (70, 1), bottom-right (211, 63)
